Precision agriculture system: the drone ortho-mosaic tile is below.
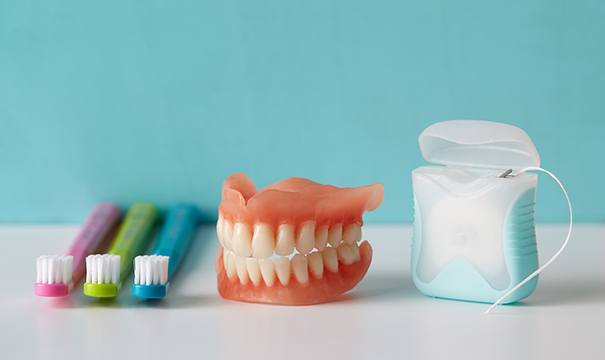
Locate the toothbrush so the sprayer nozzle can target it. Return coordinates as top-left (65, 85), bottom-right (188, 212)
top-left (132, 204), bottom-right (199, 299)
top-left (35, 203), bottom-right (121, 297)
top-left (83, 202), bottom-right (157, 298)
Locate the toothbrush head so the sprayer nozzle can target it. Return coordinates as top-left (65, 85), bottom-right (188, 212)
top-left (35, 255), bottom-right (73, 297)
top-left (132, 255), bottom-right (169, 299)
top-left (82, 254), bottom-right (120, 298)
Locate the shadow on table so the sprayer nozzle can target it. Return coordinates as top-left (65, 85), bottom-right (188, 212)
top-left (339, 271), bottom-right (418, 303)
top-left (529, 280), bottom-right (605, 306)
top-left (53, 226), bottom-right (220, 310)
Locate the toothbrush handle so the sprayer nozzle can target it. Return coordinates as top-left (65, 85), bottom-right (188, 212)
top-left (67, 203), bottom-right (121, 284)
top-left (109, 203), bottom-right (157, 281)
top-left (154, 204), bottom-right (199, 277)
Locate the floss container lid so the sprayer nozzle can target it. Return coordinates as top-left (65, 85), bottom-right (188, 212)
top-left (419, 120), bottom-right (541, 170)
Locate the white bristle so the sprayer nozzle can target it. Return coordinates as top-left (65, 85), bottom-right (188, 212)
top-left (35, 255), bottom-right (73, 285)
top-left (84, 254), bottom-right (121, 284)
top-left (133, 255), bottom-right (169, 286)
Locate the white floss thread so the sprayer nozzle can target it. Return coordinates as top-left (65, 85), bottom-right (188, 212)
top-left (485, 166), bottom-right (573, 314)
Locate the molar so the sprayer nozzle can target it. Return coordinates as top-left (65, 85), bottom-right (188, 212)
top-left (327, 223), bottom-right (343, 247)
top-left (296, 221), bottom-right (315, 254)
top-left (343, 223), bottom-right (362, 244)
top-left (291, 254), bottom-right (309, 284)
top-left (307, 252), bottom-right (323, 279)
top-left (315, 225), bottom-right (328, 251)
top-left (258, 258), bottom-right (276, 287)
top-left (322, 247), bottom-right (338, 273)
top-left (219, 217), bottom-right (234, 251)
top-left (235, 256), bottom-right (250, 284)
top-left (224, 250), bottom-right (237, 279)
top-left (252, 223), bottom-right (275, 258)
top-left (275, 224), bottom-right (295, 256)
top-left (233, 223), bottom-right (252, 257)
top-left (337, 243), bottom-right (360, 265)
top-left (246, 258), bottom-right (262, 286)
top-left (274, 257), bottom-right (291, 286)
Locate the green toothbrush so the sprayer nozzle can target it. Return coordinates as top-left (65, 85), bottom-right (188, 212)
top-left (83, 203), bottom-right (157, 298)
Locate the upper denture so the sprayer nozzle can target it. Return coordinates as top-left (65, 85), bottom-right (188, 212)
top-left (219, 173), bottom-right (384, 226)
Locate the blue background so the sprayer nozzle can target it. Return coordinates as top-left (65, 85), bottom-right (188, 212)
top-left (1, 1), bottom-right (604, 223)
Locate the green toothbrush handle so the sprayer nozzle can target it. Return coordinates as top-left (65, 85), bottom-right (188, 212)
top-left (108, 203), bottom-right (157, 281)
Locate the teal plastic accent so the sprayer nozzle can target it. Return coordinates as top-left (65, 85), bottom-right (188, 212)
top-left (131, 203), bottom-right (199, 299)
top-left (411, 190), bottom-right (539, 304)
top-left (132, 284), bottom-right (168, 299)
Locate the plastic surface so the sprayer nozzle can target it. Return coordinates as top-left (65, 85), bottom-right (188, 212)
top-left (419, 120), bottom-right (541, 169)
top-left (83, 282), bottom-right (119, 298)
top-left (131, 204), bottom-right (198, 299)
top-left (83, 203), bottom-right (157, 298)
top-left (132, 284), bottom-right (168, 299)
top-left (108, 203), bottom-right (158, 282)
top-left (411, 120), bottom-right (541, 303)
top-left (34, 283), bottom-right (69, 297)
top-left (67, 203), bottom-right (121, 284)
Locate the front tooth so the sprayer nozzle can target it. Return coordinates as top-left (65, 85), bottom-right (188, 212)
top-left (315, 225), bottom-right (328, 251)
top-left (258, 258), bottom-right (276, 287)
top-left (328, 223), bottom-right (343, 247)
top-left (296, 221), bottom-right (315, 254)
top-left (337, 243), bottom-right (360, 265)
top-left (233, 223), bottom-right (252, 257)
top-left (223, 219), bottom-right (234, 251)
top-left (225, 251), bottom-right (237, 279)
top-left (235, 256), bottom-right (250, 285)
top-left (246, 258), bottom-right (262, 286)
top-left (216, 216), bottom-right (225, 247)
top-left (291, 254), bottom-right (309, 284)
top-left (322, 247), bottom-right (338, 273)
top-left (275, 224), bottom-right (295, 256)
top-left (274, 257), bottom-right (291, 286)
top-left (252, 223), bottom-right (275, 258)
top-left (343, 223), bottom-right (362, 244)
top-left (307, 252), bottom-right (324, 279)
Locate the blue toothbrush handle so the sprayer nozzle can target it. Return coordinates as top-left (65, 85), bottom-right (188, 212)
top-left (155, 204), bottom-right (199, 277)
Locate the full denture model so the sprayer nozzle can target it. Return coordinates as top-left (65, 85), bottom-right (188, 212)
top-left (216, 173), bottom-right (384, 305)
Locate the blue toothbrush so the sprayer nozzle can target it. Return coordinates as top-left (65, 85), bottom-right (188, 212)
top-left (132, 204), bottom-right (199, 299)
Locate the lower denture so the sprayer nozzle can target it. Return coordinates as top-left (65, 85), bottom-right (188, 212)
top-left (215, 173), bottom-right (384, 305)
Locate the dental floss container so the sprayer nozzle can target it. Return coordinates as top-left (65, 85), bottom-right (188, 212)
top-left (411, 120), bottom-right (542, 303)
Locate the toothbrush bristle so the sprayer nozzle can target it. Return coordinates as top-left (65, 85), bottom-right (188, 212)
top-left (36, 255), bottom-right (73, 285)
top-left (133, 255), bottom-right (169, 286)
top-left (85, 254), bottom-right (120, 284)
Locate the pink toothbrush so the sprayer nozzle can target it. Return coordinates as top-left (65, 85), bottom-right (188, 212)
top-left (35, 203), bottom-right (121, 297)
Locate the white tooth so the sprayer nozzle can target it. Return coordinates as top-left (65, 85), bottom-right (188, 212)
top-left (328, 223), bottom-right (343, 247)
top-left (291, 254), bottom-right (309, 284)
top-left (216, 216), bottom-right (225, 247)
top-left (258, 258), bottom-right (276, 287)
top-left (233, 223), bottom-right (252, 257)
top-left (235, 256), bottom-right (250, 285)
top-left (273, 257), bottom-right (291, 286)
top-left (322, 247), bottom-right (339, 273)
top-left (246, 258), bottom-right (262, 286)
top-left (337, 243), bottom-right (360, 265)
top-left (275, 224), bottom-right (295, 256)
top-left (251, 223), bottom-right (275, 258)
top-left (307, 252), bottom-right (324, 279)
top-left (223, 220), bottom-right (234, 251)
top-left (343, 223), bottom-right (362, 244)
top-left (225, 251), bottom-right (237, 279)
top-left (315, 225), bottom-right (329, 251)
top-left (296, 221), bottom-right (315, 254)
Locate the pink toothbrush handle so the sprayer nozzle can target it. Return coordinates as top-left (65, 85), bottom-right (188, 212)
top-left (67, 203), bottom-right (121, 284)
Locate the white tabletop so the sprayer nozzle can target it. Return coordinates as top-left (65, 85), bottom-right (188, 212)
top-left (1, 224), bottom-right (604, 360)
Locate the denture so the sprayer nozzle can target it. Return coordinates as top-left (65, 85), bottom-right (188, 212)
top-left (216, 173), bottom-right (384, 305)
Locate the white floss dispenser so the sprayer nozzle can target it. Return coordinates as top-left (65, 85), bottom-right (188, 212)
top-left (411, 120), bottom-right (572, 312)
